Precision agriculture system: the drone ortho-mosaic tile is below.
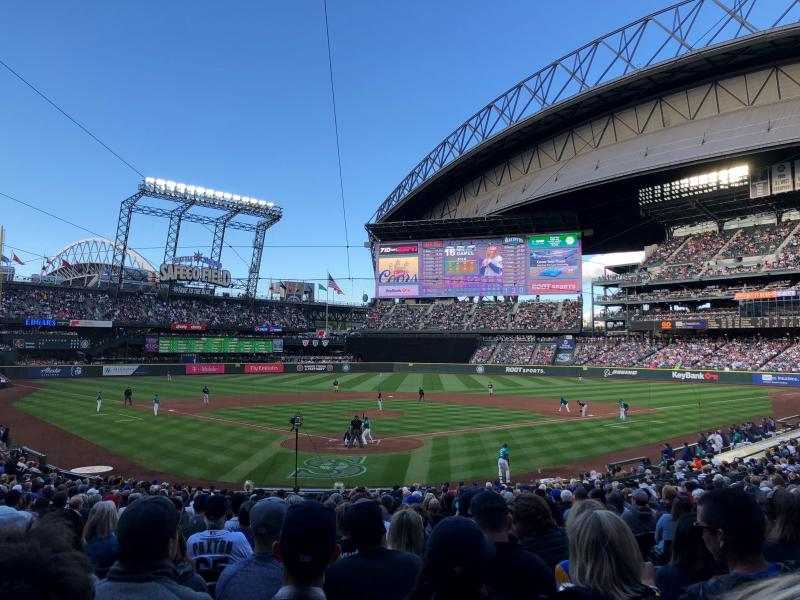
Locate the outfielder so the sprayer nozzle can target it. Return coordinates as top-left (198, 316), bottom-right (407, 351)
top-left (202, 386), bottom-right (210, 406)
top-left (497, 443), bottom-right (510, 484)
top-left (153, 393), bottom-right (160, 416)
top-left (333, 379), bottom-right (339, 392)
top-left (488, 383), bottom-right (494, 397)
top-left (362, 415), bottom-right (374, 444)
top-left (377, 390), bottom-right (383, 411)
top-left (619, 399), bottom-right (628, 421)
top-left (123, 387), bottom-right (133, 407)
top-left (558, 397), bottom-right (570, 413)
top-left (167, 371), bottom-right (172, 383)
top-left (96, 391), bottom-right (103, 413)
top-left (578, 400), bottom-right (588, 417)
top-left (419, 387), bottom-right (425, 402)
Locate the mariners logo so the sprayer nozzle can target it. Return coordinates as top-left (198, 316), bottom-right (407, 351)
top-left (475, 365), bottom-right (485, 374)
top-left (291, 456), bottom-right (367, 479)
top-left (342, 364), bottom-right (351, 372)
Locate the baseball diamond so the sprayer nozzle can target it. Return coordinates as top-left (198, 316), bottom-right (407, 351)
top-left (0, 370), bottom-right (789, 487)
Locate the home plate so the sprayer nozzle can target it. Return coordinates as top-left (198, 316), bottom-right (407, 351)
top-left (168, 409), bottom-right (175, 412)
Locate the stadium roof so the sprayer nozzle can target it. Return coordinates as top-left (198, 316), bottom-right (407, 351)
top-left (374, 0), bottom-right (800, 224)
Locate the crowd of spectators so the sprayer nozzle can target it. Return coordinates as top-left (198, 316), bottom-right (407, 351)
top-left (573, 337), bottom-right (662, 367)
top-left (492, 342), bottom-right (535, 365)
top-left (763, 342), bottom-right (800, 372)
top-left (698, 338), bottom-right (790, 371)
top-left (468, 303), bottom-right (512, 330)
top-left (420, 302), bottom-right (471, 330)
top-left (642, 236), bottom-right (687, 266)
top-left (531, 342), bottom-right (557, 365)
top-left (641, 339), bottom-right (726, 369)
top-left (513, 302), bottom-right (559, 329)
top-left (722, 222), bottom-right (794, 258)
top-left (0, 287), bottom-right (314, 329)
top-left (670, 230), bottom-right (731, 264)
top-left (3, 424), bottom-right (800, 599)
top-left (470, 342), bottom-right (497, 364)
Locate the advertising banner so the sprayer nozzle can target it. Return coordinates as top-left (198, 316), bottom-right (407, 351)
top-left (734, 290), bottom-right (797, 300)
top-left (752, 373), bottom-right (800, 387)
top-left (660, 319), bottom-right (708, 330)
top-left (294, 363), bottom-right (334, 372)
top-left (771, 162), bottom-right (794, 194)
top-left (102, 365), bottom-right (150, 377)
top-left (69, 319), bottom-right (112, 328)
top-left (24, 318), bottom-right (57, 327)
top-left (244, 363), bottom-right (285, 374)
top-left (185, 364), bottom-right (226, 375)
top-left (170, 323), bottom-right (206, 332)
top-left (254, 325), bottom-right (283, 333)
top-left (27, 366), bottom-right (84, 378)
top-left (273, 339), bottom-right (284, 353)
top-left (160, 337), bottom-right (274, 353)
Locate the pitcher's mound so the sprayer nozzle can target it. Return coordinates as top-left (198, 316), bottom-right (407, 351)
top-left (281, 434), bottom-right (423, 454)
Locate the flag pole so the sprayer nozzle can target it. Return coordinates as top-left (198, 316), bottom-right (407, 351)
top-left (325, 282), bottom-right (330, 335)
top-left (0, 226), bottom-right (4, 304)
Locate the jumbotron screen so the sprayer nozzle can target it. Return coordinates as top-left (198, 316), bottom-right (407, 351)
top-left (158, 336), bottom-right (281, 354)
top-left (374, 233), bottom-right (581, 298)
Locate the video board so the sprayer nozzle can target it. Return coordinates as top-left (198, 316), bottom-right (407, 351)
top-left (374, 233), bottom-right (581, 298)
top-left (158, 337), bottom-right (282, 354)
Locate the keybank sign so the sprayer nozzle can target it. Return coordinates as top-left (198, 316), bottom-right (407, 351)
top-left (671, 371), bottom-right (720, 381)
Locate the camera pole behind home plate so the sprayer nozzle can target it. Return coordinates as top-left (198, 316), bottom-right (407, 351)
top-left (289, 415), bottom-right (303, 492)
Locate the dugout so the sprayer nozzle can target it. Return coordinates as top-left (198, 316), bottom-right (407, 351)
top-left (346, 334), bottom-right (480, 363)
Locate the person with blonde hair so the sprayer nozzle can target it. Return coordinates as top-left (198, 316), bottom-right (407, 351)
top-left (83, 499), bottom-right (119, 577)
top-left (721, 572), bottom-right (800, 600)
top-left (554, 508), bottom-right (657, 599)
top-left (387, 507), bottom-right (425, 556)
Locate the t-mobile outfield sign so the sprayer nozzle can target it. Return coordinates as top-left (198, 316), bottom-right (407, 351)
top-left (185, 364), bottom-right (225, 375)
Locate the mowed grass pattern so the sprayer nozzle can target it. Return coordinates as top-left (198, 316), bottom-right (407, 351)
top-left (10, 373), bottom-right (773, 486)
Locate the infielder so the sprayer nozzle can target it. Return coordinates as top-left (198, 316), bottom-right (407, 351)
top-left (333, 379), bottom-right (339, 392)
top-left (619, 399), bottom-right (628, 421)
top-left (497, 443), bottom-right (510, 484)
top-left (488, 383), bottom-right (494, 397)
top-left (123, 387), bottom-right (133, 407)
top-left (96, 391), bottom-right (103, 413)
top-left (419, 387), bottom-right (425, 402)
top-left (377, 390), bottom-right (383, 411)
top-left (362, 415), bottom-right (374, 444)
top-left (558, 397), bottom-right (570, 413)
top-left (153, 393), bottom-right (160, 416)
top-left (167, 371), bottom-right (172, 383)
top-left (578, 400), bottom-right (588, 417)
top-left (578, 373), bottom-right (583, 382)
top-left (202, 386), bottom-right (210, 406)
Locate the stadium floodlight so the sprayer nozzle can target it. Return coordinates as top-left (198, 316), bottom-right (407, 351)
top-left (145, 177), bottom-right (156, 184)
top-left (215, 191), bottom-right (224, 200)
top-left (140, 177), bottom-right (279, 215)
top-left (232, 194), bottom-right (241, 202)
top-left (166, 180), bottom-right (176, 190)
top-left (223, 192), bottom-right (232, 201)
top-left (156, 178), bottom-right (166, 187)
top-left (186, 185), bottom-right (196, 195)
top-left (266, 202), bottom-right (274, 207)
top-left (196, 187), bottom-right (206, 196)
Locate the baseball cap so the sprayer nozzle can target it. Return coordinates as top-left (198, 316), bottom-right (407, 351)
top-left (425, 516), bottom-right (494, 568)
top-left (250, 498), bottom-right (287, 537)
top-left (205, 494), bottom-right (230, 521)
top-left (278, 501), bottom-right (337, 579)
top-left (632, 489), bottom-right (650, 504)
top-left (117, 496), bottom-right (179, 564)
top-left (469, 491), bottom-right (509, 519)
top-left (345, 500), bottom-right (385, 549)
top-left (456, 488), bottom-right (480, 516)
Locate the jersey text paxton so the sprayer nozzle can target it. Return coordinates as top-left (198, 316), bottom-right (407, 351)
top-left (159, 263), bottom-right (232, 287)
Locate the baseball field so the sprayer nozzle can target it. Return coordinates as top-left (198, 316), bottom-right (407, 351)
top-left (1, 371), bottom-right (789, 487)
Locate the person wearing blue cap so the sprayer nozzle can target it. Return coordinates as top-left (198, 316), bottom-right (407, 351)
top-left (215, 498), bottom-right (287, 600)
top-left (272, 501), bottom-right (340, 600)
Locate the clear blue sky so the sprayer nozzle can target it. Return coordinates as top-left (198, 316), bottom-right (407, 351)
top-left (0, 0), bottom-right (664, 302)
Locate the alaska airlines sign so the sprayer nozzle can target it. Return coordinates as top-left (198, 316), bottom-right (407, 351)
top-left (159, 263), bottom-right (232, 287)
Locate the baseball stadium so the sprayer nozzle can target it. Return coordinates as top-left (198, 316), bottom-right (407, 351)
top-left (9, 3), bottom-right (800, 598)
top-left (4, 1), bottom-right (800, 493)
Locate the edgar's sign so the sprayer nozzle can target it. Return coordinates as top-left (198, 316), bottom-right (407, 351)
top-left (159, 263), bottom-right (231, 287)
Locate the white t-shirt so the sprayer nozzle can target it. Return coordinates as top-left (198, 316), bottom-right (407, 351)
top-left (187, 528), bottom-right (253, 573)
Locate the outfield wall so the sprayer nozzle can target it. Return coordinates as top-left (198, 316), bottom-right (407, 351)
top-left (2, 361), bottom-right (800, 387)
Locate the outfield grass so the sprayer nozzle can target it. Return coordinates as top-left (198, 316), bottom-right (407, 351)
top-left (11, 373), bottom-right (773, 486)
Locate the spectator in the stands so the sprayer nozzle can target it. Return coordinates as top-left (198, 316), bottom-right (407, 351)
top-left (272, 501), bottom-right (340, 600)
top-left (553, 508), bottom-right (657, 599)
top-left (762, 489), bottom-right (800, 562)
top-left (215, 498), bottom-right (287, 600)
top-left (510, 492), bottom-right (569, 571)
top-left (325, 499), bottom-right (421, 600)
top-left (387, 507), bottom-right (425, 556)
top-left (407, 516), bottom-right (494, 600)
top-left (83, 500), bottom-right (119, 578)
top-left (679, 488), bottom-right (794, 600)
top-left (0, 517), bottom-right (96, 599)
top-left (95, 495), bottom-right (211, 599)
top-left (183, 493), bottom-right (208, 538)
top-left (622, 489), bottom-right (657, 536)
top-left (470, 490), bottom-right (555, 598)
top-left (654, 493), bottom-right (692, 562)
top-left (655, 514), bottom-right (720, 600)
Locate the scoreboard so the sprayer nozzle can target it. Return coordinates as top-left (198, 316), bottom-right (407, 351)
top-left (11, 336), bottom-right (91, 350)
top-left (158, 336), bottom-right (282, 354)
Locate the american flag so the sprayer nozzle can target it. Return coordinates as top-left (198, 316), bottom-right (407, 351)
top-left (327, 272), bottom-right (344, 295)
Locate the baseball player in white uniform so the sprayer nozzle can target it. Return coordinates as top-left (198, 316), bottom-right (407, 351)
top-left (96, 391), bottom-right (103, 413)
top-left (377, 390), bottom-right (383, 411)
top-left (153, 394), bottom-right (160, 416)
top-left (202, 386), bottom-right (210, 406)
top-left (497, 443), bottom-right (510, 484)
top-left (362, 415), bottom-right (374, 444)
top-left (167, 371), bottom-right (172, 382)
top-left (488, 383), bottom-right (494, 397)
top-left (578, 400), bottom-right (588, 417)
